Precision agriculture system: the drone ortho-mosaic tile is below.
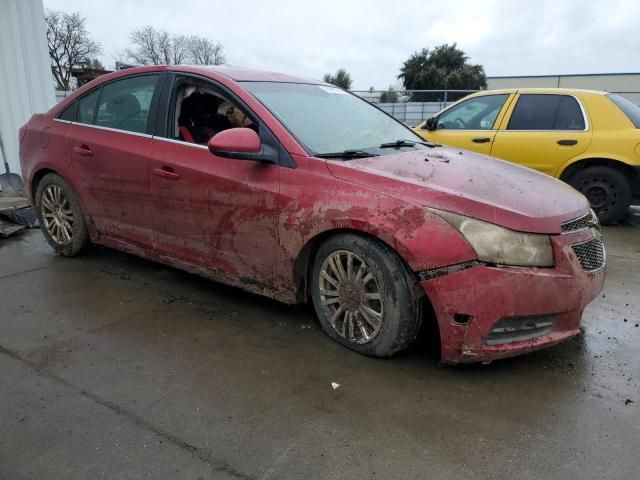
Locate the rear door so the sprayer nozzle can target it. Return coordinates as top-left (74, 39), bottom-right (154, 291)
top-left (68, 74), bottom-right (163, 247)
top-left (418, 93), bottom-right (513, 155)
top-left (491, 93), bottom-right (592, 175)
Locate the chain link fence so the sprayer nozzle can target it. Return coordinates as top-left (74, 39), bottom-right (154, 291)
top-left (351, 90), bottom-right (478, 126)
top-left (352, 89), bottom-right (640, 127)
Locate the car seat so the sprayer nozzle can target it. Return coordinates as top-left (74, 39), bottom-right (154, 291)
top-left (179, 91), bottom-right (232, 143)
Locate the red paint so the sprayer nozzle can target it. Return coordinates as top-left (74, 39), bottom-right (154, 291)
top-left (20, 66), bottom-right (605, 362)
top-left (422, 229), bottom-right (605, 363)
top-left (209, 128), bottom-right (261, 154)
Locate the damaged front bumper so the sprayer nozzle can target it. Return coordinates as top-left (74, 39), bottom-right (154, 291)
top-left (420, 228), bottom-right (606, 363)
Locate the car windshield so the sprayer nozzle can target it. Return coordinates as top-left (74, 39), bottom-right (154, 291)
top-left (607, 94), bottom-right (640, 128)
top-left (241, 82), bottom-right (424, 156)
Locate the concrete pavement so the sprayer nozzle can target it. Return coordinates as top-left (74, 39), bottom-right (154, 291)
top-left (1, 210), bottom-right (638, 479)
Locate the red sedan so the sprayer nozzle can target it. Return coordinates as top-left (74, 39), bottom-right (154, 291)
top-left (19, 66), bottom-right (605, 363)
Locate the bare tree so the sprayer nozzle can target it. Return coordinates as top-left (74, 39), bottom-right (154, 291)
top-left (45, 10), bottom-right (101, 91)
top-left (171, 34), bottom-right (190, 64)
top-left (124, 26), bottom-right (163, 65)
top-left (188, 36), bottom-right (226, 65)
top-left (123, 26), bottom-right (223, 66)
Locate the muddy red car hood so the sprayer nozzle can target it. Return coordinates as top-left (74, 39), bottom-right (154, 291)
top-left (324, 147), bottom-right (589, 234)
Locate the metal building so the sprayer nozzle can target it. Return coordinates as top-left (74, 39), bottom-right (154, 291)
top-left (0, 0), bottom-right (55, 192)
top-left (487, 73), bottom-right (640, 103)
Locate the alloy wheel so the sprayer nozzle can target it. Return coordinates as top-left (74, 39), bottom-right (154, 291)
top-left (40, 184), bottom-right (74, 245)
top-left (318, 250), bottom-right (384, 344)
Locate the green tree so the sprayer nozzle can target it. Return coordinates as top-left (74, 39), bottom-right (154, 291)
top-left (379, 86), bottom-right (398, 103)
top-left (323, 68), bottom-right (353, 89)
top-left (82, 58), bottom-right (105, 71)
top-left (398, 43), bottom-right (486, 92)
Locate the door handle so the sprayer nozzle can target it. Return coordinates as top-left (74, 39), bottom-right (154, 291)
top-left (153, 167), bottom-right (180, 180)
top-left (557, 139), bottom-right (578, 146)
top-left (472, 137), bottom-right (491, 143)
top-left (73, 144), bottom-right (94, 156)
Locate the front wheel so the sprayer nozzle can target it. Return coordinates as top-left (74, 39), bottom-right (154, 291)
top-left (568, 166), bottom-right (632, 224)
top-left (310, 234), bottom-right (424, 357)
top-left (35, 173), bottom-right (90, 256)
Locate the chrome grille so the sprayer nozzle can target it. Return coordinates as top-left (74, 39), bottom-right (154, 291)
top-left (562, 210), bottom-right (600, 233)
top-left (571, 236), bottom-right (606, 272)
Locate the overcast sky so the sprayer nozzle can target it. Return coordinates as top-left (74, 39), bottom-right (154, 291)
top-left (45, 0), bottom-right (640, 90)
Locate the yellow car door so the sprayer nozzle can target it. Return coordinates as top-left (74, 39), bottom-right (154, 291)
top-left (414, 93), bottom-right (514, 155)
top-left (490, 93), bottom-right (593, 176)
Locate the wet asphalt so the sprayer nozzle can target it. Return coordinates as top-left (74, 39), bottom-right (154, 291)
top-left (0, 209), bottom-right (639, 480)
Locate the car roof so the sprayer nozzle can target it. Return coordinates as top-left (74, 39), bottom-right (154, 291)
top-left (104, 64), bottom-right (325, 84)
top-left (202, 65), bottom-right (324, 83)
top-left (470, 87), bottom-right (608, 96)
top-left (49, 64), bottom-right (331, 118)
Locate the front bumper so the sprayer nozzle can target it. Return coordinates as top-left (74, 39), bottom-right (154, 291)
top-left (420, 228), bottom-right (605, 363)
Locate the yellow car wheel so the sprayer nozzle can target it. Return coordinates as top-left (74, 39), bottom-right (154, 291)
top-left (568, 166), bottom-right (632, 224)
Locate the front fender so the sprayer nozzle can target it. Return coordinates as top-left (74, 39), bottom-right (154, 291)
top-left (278, 177), bottom-right (477, 292)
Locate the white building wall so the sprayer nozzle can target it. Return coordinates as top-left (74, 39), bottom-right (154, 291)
top-left (0, 0), bottom-right (55, 181)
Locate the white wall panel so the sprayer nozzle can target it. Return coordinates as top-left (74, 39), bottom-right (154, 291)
top-left (0, 0), bottom-right (55, 181)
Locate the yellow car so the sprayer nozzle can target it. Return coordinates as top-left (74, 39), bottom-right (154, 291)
top-left (414, 88), bottom-right (640, 223)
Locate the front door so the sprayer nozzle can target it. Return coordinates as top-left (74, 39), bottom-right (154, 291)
top-left (491, 93), bottom-right (592, 175)
top-left (420, 93), bottom-right (513, 155)
top-left (148, 75), bottom-right (282, 286)
top-left (68, 74), bottom-right (162, 247)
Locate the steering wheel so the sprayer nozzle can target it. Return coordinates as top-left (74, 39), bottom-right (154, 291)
top-left (454, 118), bottom-right (467, 128)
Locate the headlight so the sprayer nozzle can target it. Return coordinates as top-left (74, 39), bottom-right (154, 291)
top-left (431, 209), bottom-right (554, 267)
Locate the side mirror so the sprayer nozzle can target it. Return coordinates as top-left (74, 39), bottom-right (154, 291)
top-left (208, 128), bottom-right (275, 163)
top-left (423, 116), bottom-right (437, 131)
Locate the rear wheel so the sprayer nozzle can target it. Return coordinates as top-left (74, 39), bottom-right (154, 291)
top-left (310, 233), bottom-right (424, 357)
top-left (35, 173), bottom-right (89, 256)
top-left (568, 166), bottom-right (632, 224)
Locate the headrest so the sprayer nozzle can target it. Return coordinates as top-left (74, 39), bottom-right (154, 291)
top-left (106, 93), bottom-right (141, 117)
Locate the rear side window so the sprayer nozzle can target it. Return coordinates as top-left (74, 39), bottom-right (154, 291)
top-left (607, 94), bottom-right (640, 128)
top-left (77, 89), bottom-right (101, 124)
top-left (58, 103), bottom-right (76, 121)
top-left (508, 94), bottom-right (585, 130)
top-left (94, 75), bottom-right (159, 134)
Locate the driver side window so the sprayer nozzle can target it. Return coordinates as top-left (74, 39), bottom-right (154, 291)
top-left (171, 78), bottom-right (255, 145)
top-left (437, 94), bottom-right (509, 130)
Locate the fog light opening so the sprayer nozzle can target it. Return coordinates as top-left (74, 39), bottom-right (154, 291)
top-left (454, 313), bottom-right (472, 325)
top-left (485, 315), bottom-right (557, 346)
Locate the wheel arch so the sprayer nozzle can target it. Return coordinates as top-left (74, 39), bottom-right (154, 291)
top-left (30, 168), bottom-right (94, 235)
top-left (558, 156), bottom-right (639, 185)
top-left (31, 168), bottom-right (88, 209)
top-left (293, 227), bottom-right (441, 355)
top-left (292, 228), bottom-right (415, 304)
top-left (31, 168), bottom-right (61, 204)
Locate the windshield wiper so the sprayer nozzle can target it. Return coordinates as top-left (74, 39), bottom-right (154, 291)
top-left (379, 139), bottom-right (440, 149)
top-left (315, 149), bottom-right (379, 159)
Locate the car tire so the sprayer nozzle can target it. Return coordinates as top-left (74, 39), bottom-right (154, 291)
top-left (310, 233), bottom-right (424, 357)
top-left (35, 173), bottom-right (90, 256)
top-left (568, 166), bottom-right (632, 224)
